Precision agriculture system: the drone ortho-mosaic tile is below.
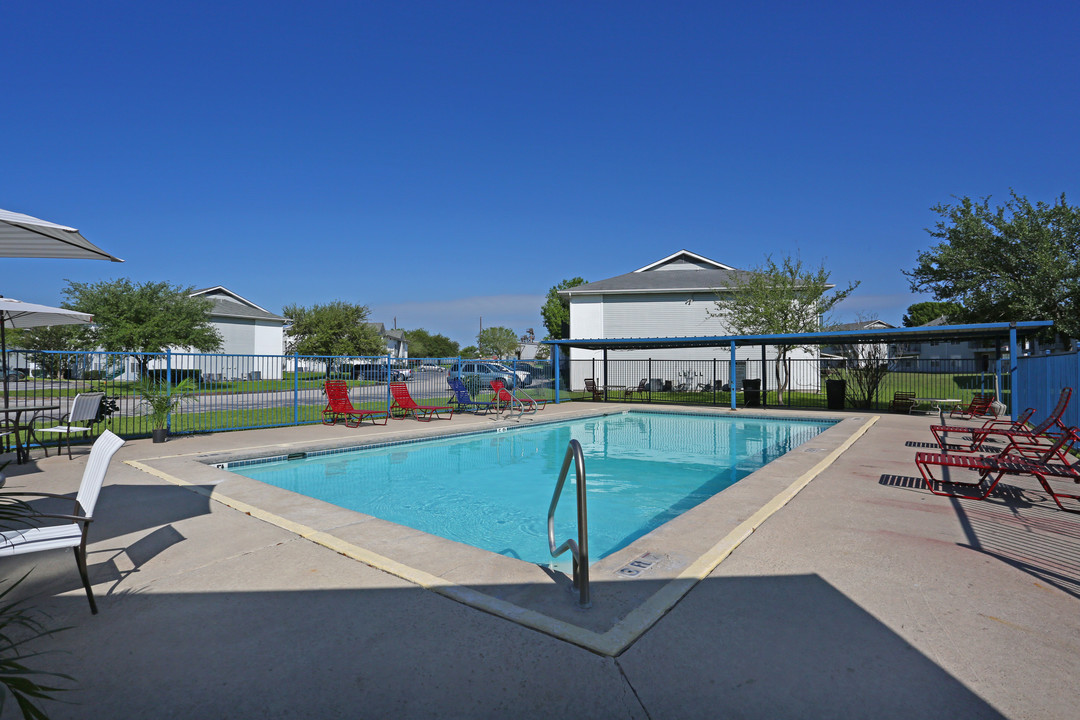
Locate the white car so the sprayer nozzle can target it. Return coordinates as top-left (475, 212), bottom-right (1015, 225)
top-left (448, 361), bottom-right (531, 388)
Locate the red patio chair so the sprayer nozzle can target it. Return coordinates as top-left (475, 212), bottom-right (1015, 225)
top-left (322, 380), bottom-right (388, 427)
top-left (931, 388), bottom-right (1072, 453)
top-left (978, 406), bottom-right (1035, 431)
top-left (916, 427), bottom-right (1080, 512)
top-left (490, 379), bottom-right (547, 412)
top-left (389, 382), bottom-right (454, 421)
top-left (949, 393), bottom-right (996, 420)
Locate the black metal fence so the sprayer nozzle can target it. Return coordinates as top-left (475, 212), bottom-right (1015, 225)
top-left (565, 357), bottom-right (1008, 412)
top-left (1, 344), bottom-right (1015, 458)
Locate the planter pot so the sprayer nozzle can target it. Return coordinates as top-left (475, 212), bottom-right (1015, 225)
top-left (152, 428), bottom-right (168, 443)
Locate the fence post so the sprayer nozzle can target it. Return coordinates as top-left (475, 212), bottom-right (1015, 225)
top-left (166, 347), bottom-right (172, 433)
top-left (602, 349), bottom-right (608, 401)
top-left (387, 354), bottom-right (392, 409)
top-left (294, 353), bottom-right (300, 425)
top-left (761, 345), bottom-right (767, 409)
top-left (1009, 325), bottom-right (1018, 421)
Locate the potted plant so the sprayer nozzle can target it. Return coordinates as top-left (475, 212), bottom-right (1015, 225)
top-left (134, 378), bottom-right (196, 443)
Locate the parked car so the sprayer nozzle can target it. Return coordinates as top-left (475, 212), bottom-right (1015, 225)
top-left (448, 361), bottom-right (531, 388)
top-left (515, 362), bottom-right (547, 378)
top-left (350, 364), bottom-right (411, 381)
top-left (3, 369), bottom-right (27, 381)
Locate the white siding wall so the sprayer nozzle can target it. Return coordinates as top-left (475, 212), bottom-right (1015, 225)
top-left (169, 318), bottom-right (285, 379)
top-left (567, 292), bottom-right (820, 391)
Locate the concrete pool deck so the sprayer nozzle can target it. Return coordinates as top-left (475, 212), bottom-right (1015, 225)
top-left (2, 405), bottom-right (1079, 718)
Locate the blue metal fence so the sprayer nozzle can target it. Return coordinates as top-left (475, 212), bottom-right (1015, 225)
top-left (1015, 351), bottom-right (1080, 430)
top-left (8, 343), bottom-right (1076, 453)
top-left (2, 351), bottom-right (555, 452)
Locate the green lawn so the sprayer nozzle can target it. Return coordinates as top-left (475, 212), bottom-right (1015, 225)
top-left (564, 370), bottom-right (1010, 412)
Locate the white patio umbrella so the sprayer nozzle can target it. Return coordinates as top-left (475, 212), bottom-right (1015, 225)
top-left (0, 297), bottom-right (93, 407)
top-left (0, 208), bottom-right (123, 262)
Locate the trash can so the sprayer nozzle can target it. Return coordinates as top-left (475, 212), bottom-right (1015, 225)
top-left (743, 378), bottom-right (761, 407)
top-left (826, 379), bottom-right (846, 410)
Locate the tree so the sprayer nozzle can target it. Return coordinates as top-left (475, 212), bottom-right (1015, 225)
top-left (17, 324), bottom-right (92, 379)
top-left (837, 314), bottom-right (891, 409)
top-left (901, 301), bottom-right (963, 327)
top-left (541, 278), bottom-right (586, 340)
top-left (282, 301), bottom-right (384, 357)
top-left (905, 192), bottom-right (1080, 339)
top-left (63, 279), bottom-right (222, 378)
top-left (708, 254), bottom-right (858, 405)
top-left (460, 345), bottom-right (481, 359)
top-left (477, 326), bottom-right (519, 358)
top-left (404, 328), bottom-right (459, 359)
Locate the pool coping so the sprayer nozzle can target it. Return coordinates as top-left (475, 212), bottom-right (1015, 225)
top-left (127, 407), bottom-right (878, 656)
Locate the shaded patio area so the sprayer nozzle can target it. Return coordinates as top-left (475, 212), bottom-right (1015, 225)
top-left (2, 407), bottom-right (1078, 719)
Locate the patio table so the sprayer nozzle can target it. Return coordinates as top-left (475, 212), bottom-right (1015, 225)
top-left (912, 397), bottom-right (960, 425)
top-left (0, 403), bottom-right (60, 464)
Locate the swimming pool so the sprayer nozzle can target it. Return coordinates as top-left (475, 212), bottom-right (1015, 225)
top-left (230, 411), bottom-right (834, 566)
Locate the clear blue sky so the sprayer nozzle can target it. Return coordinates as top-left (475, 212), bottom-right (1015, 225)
top-left (3, 1), bottom-right (1078, 347)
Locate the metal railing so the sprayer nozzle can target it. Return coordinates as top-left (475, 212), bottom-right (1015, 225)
top-left (548, 439), bottom-right (590, 608)
top-left (563, 357), bottom-right (1011, 412)
top-left (0, 351), bottom-right (555, 453)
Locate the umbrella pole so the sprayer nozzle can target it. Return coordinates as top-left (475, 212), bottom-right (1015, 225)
top-left (2, 318), bottom-right (7, 409)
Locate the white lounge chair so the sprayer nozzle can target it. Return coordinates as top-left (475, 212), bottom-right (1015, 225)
top-left (0, 430), bottom-right (125, 613)
top-left (36, 391), bottom-right (104, 459)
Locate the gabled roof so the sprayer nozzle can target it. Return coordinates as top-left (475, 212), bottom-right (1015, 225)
top-left (367, 322), bottom-right (406, 341)
top-left (559, 250), bottom-right (756, 296)
top-left (634, 249), bottom-right (735, 272)
top-left (190, 286), bottom-right (286, 323)
top-left (832, 319), bottom-right (895, 332)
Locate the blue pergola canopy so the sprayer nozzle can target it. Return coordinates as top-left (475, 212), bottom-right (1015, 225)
top-left (542, 321), bottom-right (1053, 351)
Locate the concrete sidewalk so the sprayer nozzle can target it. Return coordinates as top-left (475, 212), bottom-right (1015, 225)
top-left (2, 409), bottom-right (1078, 719)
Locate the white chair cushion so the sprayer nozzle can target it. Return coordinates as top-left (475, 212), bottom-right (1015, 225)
top-left (0, 524), bottom-right (83, 556)
top-left (37, 425), bottom-right (92, 435)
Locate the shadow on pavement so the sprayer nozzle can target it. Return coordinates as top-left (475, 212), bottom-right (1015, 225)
top-left (16, 573), bottom-right (1006, 719)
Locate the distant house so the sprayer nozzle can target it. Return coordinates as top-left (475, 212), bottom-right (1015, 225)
top-left (169, 286), bottom-right (288, 379)
top-left (559, 249), bottom-right (821, 390)
top-left (892, 316), bottom-right (1006, 371)
top-left (517, 342), bottom-right (542, 361)
top-left (73, 286), bottom-right (287, 381)
top-left (368, 323), bottom-right (409, 359)
top-left (822, 319), bottom-right (898, 367)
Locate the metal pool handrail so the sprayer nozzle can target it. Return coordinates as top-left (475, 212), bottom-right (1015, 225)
top-left (547, 439), bottom-right (591, 608)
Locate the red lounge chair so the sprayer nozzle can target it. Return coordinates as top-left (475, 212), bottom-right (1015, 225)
top-left (978, 406), bottom-right (1035, 431)
top-left (931, 388), bottom-right (1072, 452)
top-left (916, 427), bottom-right (1080, 512)
top-left (322, 380), bottom-right (388, 427)
top-left (490, 379), bottom-right (547, 412)
top-left (389, 382), bottom-right (454, 421)
top-left (949, 393), bottom-right (996, 420)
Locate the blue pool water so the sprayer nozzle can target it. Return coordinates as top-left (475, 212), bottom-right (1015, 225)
top-left (232, 412), bottom-right (833, 566)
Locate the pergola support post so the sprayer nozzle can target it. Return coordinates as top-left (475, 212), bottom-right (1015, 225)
top-left (730, 341), bottom-right (736, 410)
top-left (1009, 324), bottom-right (1018, 421)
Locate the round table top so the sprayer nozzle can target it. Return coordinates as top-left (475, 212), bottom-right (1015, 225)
top-left (0, 403), bottom-right (61, 413)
